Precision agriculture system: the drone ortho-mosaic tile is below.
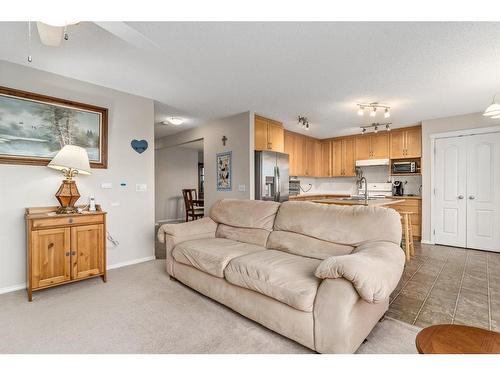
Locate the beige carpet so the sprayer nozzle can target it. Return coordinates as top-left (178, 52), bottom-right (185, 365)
top-left (0, 260), bottom-right (419, 354)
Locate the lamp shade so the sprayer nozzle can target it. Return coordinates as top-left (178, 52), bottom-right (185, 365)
top-left (47, 145), bottom-right (91, 175)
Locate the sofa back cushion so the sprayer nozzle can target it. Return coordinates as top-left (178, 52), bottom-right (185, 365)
top-left (216, 224), bottom-right (271, 247)
top-left (267, 230), bottom-right (353, 260)
top-left (272, 201), bottom-right (402, 253)
top-left (210, 199), bottom-right (281, 247)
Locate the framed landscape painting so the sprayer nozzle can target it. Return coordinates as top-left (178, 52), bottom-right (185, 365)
top-left (216, 151), bottom-right (232, 191)
top-left (0, 86), bottom-right (108, 168)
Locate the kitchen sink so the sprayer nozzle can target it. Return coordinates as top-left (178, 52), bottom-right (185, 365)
top-left (339, 196), bottom-right (377, 201)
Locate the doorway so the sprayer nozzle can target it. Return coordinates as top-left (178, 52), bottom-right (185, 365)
top-left (432, 131), bottom-right (500, 252)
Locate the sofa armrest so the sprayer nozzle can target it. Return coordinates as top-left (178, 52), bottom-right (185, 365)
top-left (314, 241), bottom-right (405, 303)
top-left (157, 217), bottom-right (218, 243)
top-left (158, 218), bottom-right (218, 277)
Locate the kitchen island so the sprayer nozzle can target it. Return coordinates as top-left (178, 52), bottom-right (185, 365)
top-left (311, 198), bottom-right (404, 206)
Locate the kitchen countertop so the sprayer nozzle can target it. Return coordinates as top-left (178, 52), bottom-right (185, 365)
top-left (311, 198), bottom-right (405, 206)
top-left (388, 195), bottom-right (422, 200)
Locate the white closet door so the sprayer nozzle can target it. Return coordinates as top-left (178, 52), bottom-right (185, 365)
top-left (466, 132), bottom-right (500, 252)
top-left (434, 137), bottom-right (467, 247)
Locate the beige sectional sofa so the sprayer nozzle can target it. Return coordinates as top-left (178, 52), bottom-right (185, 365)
top-left (157, 199), bottom-right (404, 353)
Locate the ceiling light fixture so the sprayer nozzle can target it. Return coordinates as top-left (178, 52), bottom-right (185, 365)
top-left (162, 117), bottom-right (184, 126)
top-left (483, 94), bottom-right (500, 118)
top-left (356, 102), bottom-right (391, 119)
top-left (298, 115), bottom-right (310, 130)
top-left (360, 123), bottom-right (392, 135)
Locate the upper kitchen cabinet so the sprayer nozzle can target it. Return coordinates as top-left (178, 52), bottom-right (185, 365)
top-left (284, 130), bottom-right (306, 176)
top-left (331, 137), bottom-right (356, 177)
top-left (355, 133), bottom-right (389, 160)
top-left (390, 126), bottom-right (421, 159)
top-left (319, 140), bottom-right (332, 177)
top-left (254, 115), bottom-right (284, 152)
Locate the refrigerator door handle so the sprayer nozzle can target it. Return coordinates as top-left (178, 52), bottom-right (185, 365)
top-left (275, 165), bottom-right (281, 202)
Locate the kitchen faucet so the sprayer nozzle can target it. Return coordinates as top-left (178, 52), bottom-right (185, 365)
top-left (359, 177), bottom-right (368, 200)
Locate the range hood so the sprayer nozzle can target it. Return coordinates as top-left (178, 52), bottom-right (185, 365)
top-left (355, 159), bottom-right (390, 167)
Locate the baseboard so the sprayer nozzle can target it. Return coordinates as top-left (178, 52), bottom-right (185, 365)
top-left (0, 283), bottom-right (26, 295)
top-left (106, 255), bottom-right (156, 270)
top-left (0, 256), bottom-right (157, 296)
top-left (420, 239), bottom-right (434, 245)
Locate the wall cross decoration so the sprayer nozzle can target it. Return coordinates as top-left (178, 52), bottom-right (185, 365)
top-left (221, 136), bottom-right (228, 146)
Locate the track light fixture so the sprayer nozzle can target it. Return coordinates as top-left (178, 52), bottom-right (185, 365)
top-left (360, 122), bottom-right (391, 134)
top-left (298, 115), bottom-right (310, 130)
top-left (357, 102), bottom-right (391, 119)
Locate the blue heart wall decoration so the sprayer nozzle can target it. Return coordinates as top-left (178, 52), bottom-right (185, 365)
top-left (131, 139), bottom-right (148, 154)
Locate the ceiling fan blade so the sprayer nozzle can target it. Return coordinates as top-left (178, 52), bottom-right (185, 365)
top-left (94, 22), bottom-right (159, 51)
top-left (36, 22), bottom-right (64, 47)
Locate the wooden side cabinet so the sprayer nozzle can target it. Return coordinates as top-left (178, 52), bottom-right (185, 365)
top-left (25, 206), bottom-right (107, 301)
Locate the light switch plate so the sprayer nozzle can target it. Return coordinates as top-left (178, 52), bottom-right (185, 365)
top-left (238, 184), bottom-right (246, 192)
top-left (101, 182), bottom-right (113, 189)
top-left (136, 183), bottom-right (147, 192)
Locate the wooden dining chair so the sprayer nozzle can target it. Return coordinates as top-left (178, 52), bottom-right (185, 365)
top-left (182, 189), bottom-right (204, 222)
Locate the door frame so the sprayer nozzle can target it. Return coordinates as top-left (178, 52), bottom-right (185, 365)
top-left (430, 125), bottom-right (500, 245)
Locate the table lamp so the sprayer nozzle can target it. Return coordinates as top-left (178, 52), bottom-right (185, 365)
top-left (47, 145), bottom-right (92, 214)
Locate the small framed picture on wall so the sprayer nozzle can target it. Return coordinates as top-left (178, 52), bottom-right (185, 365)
top-left (216, 151), bottom-right (232, 191)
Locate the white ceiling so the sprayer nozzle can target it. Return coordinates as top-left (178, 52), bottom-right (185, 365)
top-left (1, 22), bottom-right (500, 139)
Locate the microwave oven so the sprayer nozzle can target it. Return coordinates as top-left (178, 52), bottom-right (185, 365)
top-left (392, 161), bottom-right (417, 174)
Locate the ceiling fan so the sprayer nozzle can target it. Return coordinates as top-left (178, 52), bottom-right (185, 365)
top-left (32, 21), bottom-right (159, 52)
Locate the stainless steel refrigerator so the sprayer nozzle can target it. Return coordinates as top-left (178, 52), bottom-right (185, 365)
top-left (255, 151), bottom-right (289, 202)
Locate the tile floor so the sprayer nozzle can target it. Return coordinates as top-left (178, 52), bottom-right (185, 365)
top-left (388, 242), bottom-right (500, 332)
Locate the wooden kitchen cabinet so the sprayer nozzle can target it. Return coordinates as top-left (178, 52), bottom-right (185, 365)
top-left (388, 197), bottom-right (422, 239)
top-left (390, 126), bottom-right (421, 159)
top-left (26, 206), bottom-right (107, 301)
top-left (320, 140), bottom-right (332, 177)
top-left (331, 137), bottom-right (356, 177)
top-left (254, 115), bottom-right (284, 152)
top-left (355, 133), bottom-right (389, 160)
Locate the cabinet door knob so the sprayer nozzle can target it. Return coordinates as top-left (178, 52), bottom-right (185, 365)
top-left (68, 218), bottom-right (73, 224)
top-left (458, 195), bottom-right (464, 199)
top-left (71, 251), bottom-right (76, 256)
top-left (469, 195), bottom-right (475, 200)
top-left (65, 252), bottom-right (70, 257)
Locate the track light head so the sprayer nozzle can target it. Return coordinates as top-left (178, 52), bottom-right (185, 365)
top-left (384, 108), bottom-right (391, 118)
top-left (370, 107), bottom-right (377, 117)
top-left (357, 106), bottom-right (364, 116)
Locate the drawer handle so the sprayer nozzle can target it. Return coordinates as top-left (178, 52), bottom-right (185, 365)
top-left (68, 218), bottom-right (74, 224)
top-left (65, 252), bottom-right (70, 257)
top-left (71, 251), bottom-right (76, 256)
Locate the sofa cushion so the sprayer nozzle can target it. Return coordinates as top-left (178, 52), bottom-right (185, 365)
top-left (216, 224), bottom-right (271, 247)
top-left (274, 201), bottom-right (402, 247)
top-left (210, 199), bottom-right (280, 231)
top-left (267, 230), bottom-right (354, 260)
top-left (224, 250), bottom-right (321, 312)
top-left (172, 238), bottom-right (266, 278)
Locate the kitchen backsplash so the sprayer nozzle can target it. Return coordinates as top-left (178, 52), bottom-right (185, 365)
top-left (294, 166), bottom-right (422, 196)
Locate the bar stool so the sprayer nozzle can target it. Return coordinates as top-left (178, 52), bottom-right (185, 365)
top-left (400, 211), bottom-right (415, 262)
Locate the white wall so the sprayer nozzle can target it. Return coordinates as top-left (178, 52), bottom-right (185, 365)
top-left (0, 61), bottom-right (155, 292)
top-left (155, 146), bottom-right (199, 222)
top-left (155, 112), bottom-right (254, 211)
top-left (421, 112), bottom-right (500, 242)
